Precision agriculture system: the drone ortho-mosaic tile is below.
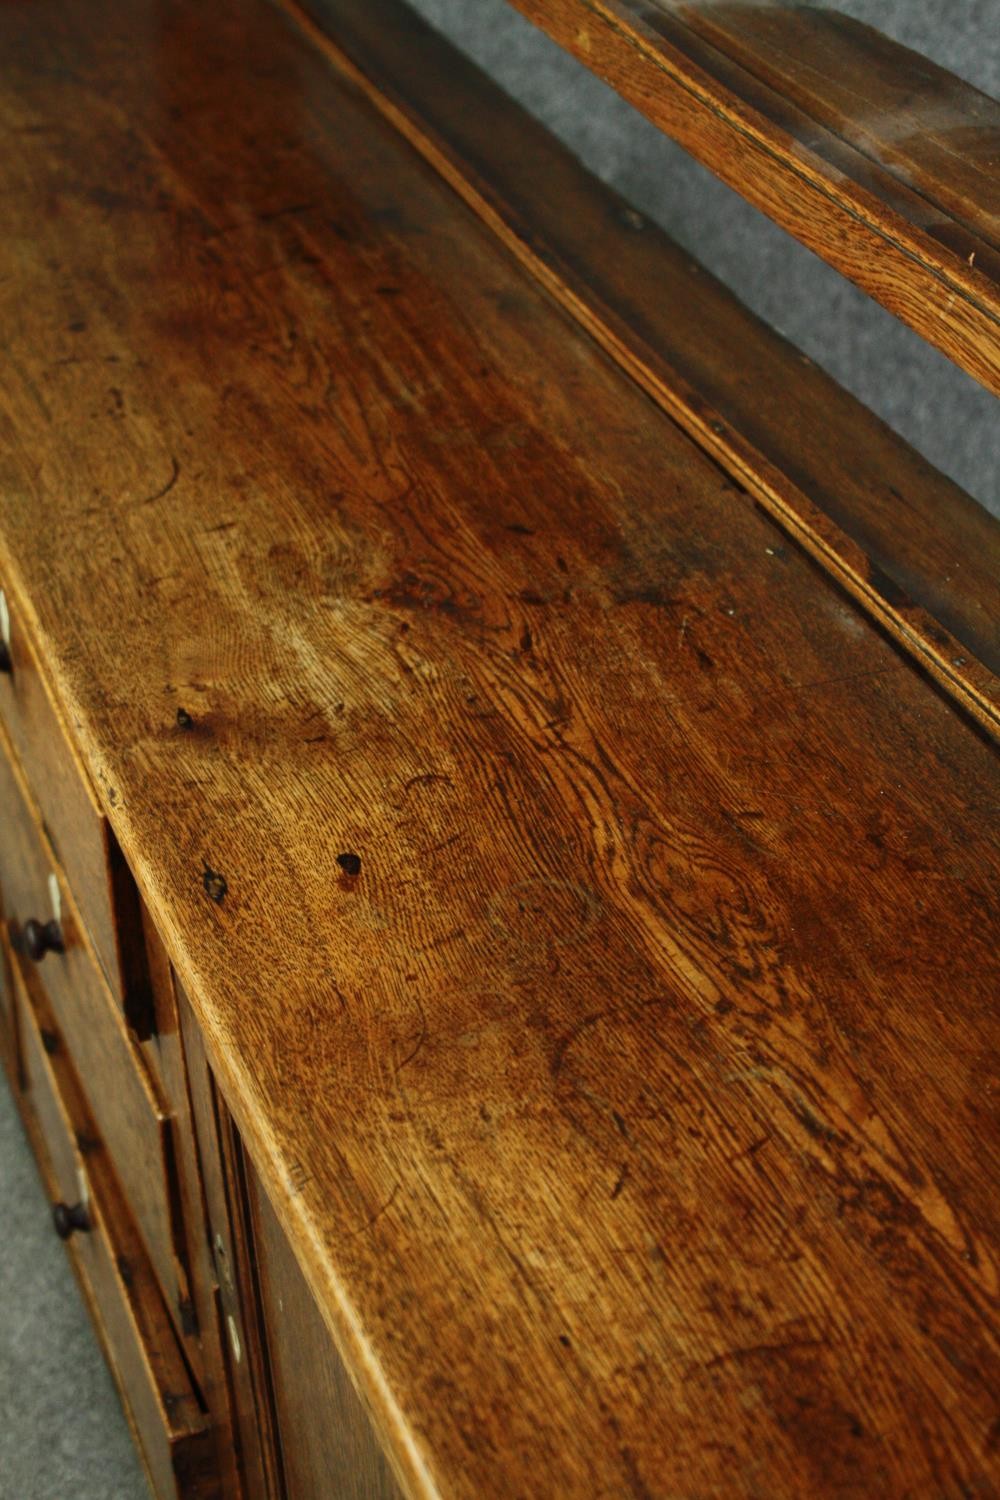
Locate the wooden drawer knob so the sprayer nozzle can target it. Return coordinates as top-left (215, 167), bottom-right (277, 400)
top-left (22, 917), bottom-right (65, 963)
top-left (52, 1201), bottom-right (91, 1239)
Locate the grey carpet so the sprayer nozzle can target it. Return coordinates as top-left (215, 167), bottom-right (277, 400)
top-left (1, 6), bottom-right (996, 1498)
top-left (0, 1072), bottom-right (147, 1500)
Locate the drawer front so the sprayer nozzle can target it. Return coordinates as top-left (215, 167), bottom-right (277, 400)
top-left (0, 581), bottom-right (150, 1030)
top-left (0, 742), bottom-right (189, 1321)
top-left (13, 960), bottom-right (218, 1500)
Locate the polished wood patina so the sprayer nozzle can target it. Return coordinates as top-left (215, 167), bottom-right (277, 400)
top-left (0, 0), bottom-right (997, 1496)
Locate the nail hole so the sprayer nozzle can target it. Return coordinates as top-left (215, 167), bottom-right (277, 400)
top-left (203, 866), bottom-right (228, 903)
top-left (336, 852), bottom-right (362, 877)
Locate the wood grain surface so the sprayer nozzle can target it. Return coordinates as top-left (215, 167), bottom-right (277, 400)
top-left (291, 0), bottom-right (1000, 731)
top-left (503, 0), bottom-right (1000, 394)
top-left (0, 1), bottom-right (998, 1496)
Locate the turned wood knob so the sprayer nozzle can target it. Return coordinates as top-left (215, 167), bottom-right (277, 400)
top-left (0, 639), bottom-right (11, 674)
top-left (23, 918), bottom-right (64, 963)
top-left (52, 1201), bottom-right (91, 1239)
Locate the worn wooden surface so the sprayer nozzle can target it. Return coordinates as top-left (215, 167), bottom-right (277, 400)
top-left (503, 0), bottom-right (1000, 394)
top-left (178, 985), bottom-right (284, 1500)
top-left (0, 725), bottom-right (190, 1326)
top-left (669, 2), bottom-right (1000, 248)
top-left (0, 570), bottom-right (155, 1024)
top-left (245, 1152), bottom-right (405, 1500)
top-left (10, 955), bottom-right (217, 1500)
top-left (292, 0), bottom-right (1000, 728)
top-left (0, 0), bottom-right (998, 1496)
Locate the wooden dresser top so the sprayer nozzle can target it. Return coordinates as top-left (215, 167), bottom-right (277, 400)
top-left (0, 0), bottom-right (998, 1494)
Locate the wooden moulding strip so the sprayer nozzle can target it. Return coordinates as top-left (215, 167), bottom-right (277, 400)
top-left (277, 0), bottom-right (1000, 738)
top-left (505, 0), bottom-right (1000, 396)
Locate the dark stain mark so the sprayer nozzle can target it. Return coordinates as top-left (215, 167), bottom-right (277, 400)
top-left (702, 1336), bottom-right (826, 1372)
top-left (789, 1097), bottom-right (837, 1144)
top-left (203, 865), bottom-right (228, 903)
top-left (178, 1298), bottom-right (199, 1336)
top-left (424, 832), bottom-right (461, 858)
top-left (176, 707), bottom-right (194, 730)
top-left (75, 1131), bottom-right (101, 1156)
top-left (867, 561), bottom-right (912, 610)
top-left (40, 1028), bottom-right (59, 1055)
top-left (337, 852), bottom-right (362, 877)
top-left (346, 1182), bottom-right (400, 1241)
top-left (401, 772), bottom-right (453, 798)
top-left (611, 1162), bottom-right (629, 1200)
top-left (519, 589), bottom-right (548, 606)
top-left (559, 1333), bottom-right (572, 1348)
top-left (519, 625), bottom-right (533, 654)
top-left (614, 584), bottom-right (685, 610)
top-left (136, 455), bottom-right (180, 508)
top-left (715, 997), bottom-right (736, 1017)
top-left (612, 1109), bottom-right (630, 1141)
top-left (116, 1255), bottom-right (135, 1287)
top-left (556, 555), bottom-right (568, 574)
top-left (372, 572), bottom-right (484, 626)
top-left (256, 200), bottom-right (315, 223)
top-left (67, 319), bottom-right (87, 333)
top-left (505, 522), bottom-right (535, 536)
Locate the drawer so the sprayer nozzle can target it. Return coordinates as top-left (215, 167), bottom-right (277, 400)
top-left (0, 742), bottom-right (191, 1325)
top-left (13, 960), bottom-right (218, 1500)
top-left (0, 581), bottom-right (152, 1034)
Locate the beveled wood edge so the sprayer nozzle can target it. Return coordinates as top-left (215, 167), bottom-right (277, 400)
top-left (277, 0), bottom-right (1000, 739)
top-left (502, 0), bottom-right (1000, 395)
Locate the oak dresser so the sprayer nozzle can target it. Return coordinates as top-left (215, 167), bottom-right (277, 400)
top-left (1, 0), bottom-right (998, 1496)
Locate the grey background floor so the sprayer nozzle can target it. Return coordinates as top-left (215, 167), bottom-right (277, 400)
top-left (0, 1075), bottom-right (147, 1500)
top-left (2, 3), bottom-right (997, 1498)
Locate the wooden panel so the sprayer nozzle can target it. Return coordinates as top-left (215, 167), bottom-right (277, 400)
top-left (245, 1158), bottom-right (402, 1500)
top-left (0, 2), bottom-right (997, 1497)
top-left (17, 956), bottom-right (87, 1209)
top-left (289, 0), bottom-right (1000, 729)
top-left (0, 735), bottom-right (190, 1326)
top-left (179, 985), bottom-right (284, 1500)
top-left (11, 956), bottom-right (218, 1500)
top-left (139, 909), bottom-right (244, 1498)
top-left (0, 573), bottom-right (153, 1032)
top-left (494, 0), bottom-right (1000, 393)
